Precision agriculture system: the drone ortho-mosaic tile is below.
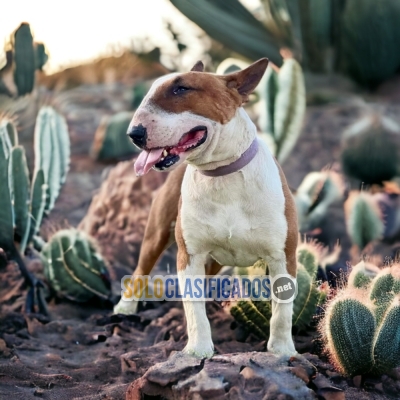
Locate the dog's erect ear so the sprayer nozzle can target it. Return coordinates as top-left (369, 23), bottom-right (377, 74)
top-left (225, 58), bottom-right (269, 103)
top-left (191, 61), bottom-right (204, 72)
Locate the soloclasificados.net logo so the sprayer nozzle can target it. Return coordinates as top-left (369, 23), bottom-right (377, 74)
top-left (120, 274), bottom-right (297, 303)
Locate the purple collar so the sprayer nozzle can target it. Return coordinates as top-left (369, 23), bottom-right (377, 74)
top-left (198, 138), bottom-right (259, 177)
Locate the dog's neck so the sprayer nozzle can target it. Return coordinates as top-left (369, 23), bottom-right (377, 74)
top-left (187, 108), bottom-right (257, 171)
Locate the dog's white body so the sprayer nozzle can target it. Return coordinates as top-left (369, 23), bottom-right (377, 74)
top-left (121, 59), bottom-right (297, 358)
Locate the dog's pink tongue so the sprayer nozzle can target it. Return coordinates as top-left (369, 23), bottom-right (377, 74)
top-left (134, 148), bottom-right (164, 176)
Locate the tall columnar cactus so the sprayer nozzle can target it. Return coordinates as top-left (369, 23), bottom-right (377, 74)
top-left (12, 23), bottom-right (36, 96)
top-left (340, 114), bottom-right (400, 186)
top-left (91, 111), bottom-right (140, 161)
top-left (0, 107), bottom-right (71, 312)
top-left (226, 240), bottom-right (329, 340)
top-left (216, 56), bottom-right (305, 163)
top-left (321, 263), bottom-right (400, 376)
top-left (344, 191), bottom-right (385, 251)
top-left (41, 229), bottom-right (111, 302)
top-left (34, 106), bottom-right (70, 214)
top-left (295, 170), bottom-right (345, 232)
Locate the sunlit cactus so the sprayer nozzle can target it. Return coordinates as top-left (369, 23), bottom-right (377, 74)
top-left (41, 229), bottom-right (111, 302)
top-left (321, 263), bottom-right (400, 376)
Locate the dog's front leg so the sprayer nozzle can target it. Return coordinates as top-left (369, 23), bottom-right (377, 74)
top-left (266, 255), bottom-right (297, 357)
top-left (178, 253), bottom-right (214, 358)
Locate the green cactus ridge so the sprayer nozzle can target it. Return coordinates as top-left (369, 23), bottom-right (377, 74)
top-left (9, 146), bottom-right (31, 252)
top-left (42, 230), bottom-right (111, 302)
top-left (372, 298), bottom-right (400, 374)
top-left (34, 107), bottom-right (70, 214)
top-left (327, 298), bottom-right (375, 376)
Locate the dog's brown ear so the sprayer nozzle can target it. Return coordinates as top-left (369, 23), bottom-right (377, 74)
top-left (191, 61), bottom-right (204, 72)
top-left (225, 58), bottom-right (269, 103)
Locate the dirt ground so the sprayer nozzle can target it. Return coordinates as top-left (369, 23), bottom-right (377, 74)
top-left (1, 75), bottom-right (400, 399)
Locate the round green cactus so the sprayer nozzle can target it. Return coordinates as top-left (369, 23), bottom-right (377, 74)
top-left (42, 229), bottom-right (111, 302)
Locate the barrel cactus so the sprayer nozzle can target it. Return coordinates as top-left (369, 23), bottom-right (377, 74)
top-left (226, 240), bottom-right (329, 340)
top-left (41, 229), bottom-right (111, 302)
top-left (91, 111), bottom-right (140, 161)
top-left (321, 263), bottom-right (400, 376)
top-left (340, 114), bottom-right (400, 186)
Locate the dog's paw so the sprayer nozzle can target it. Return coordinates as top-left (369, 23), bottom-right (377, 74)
top-left (113, 299), bottom-right (139, 315)
top-left (182, 343), bottom-right (214, 359)
top-left (267, 338), bottom-right (297, 358)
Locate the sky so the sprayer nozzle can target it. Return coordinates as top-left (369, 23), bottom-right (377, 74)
top-left (0, 0), bottom-right (261, 73)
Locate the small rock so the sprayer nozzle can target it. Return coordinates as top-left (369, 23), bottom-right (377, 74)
top-left (290, 366), bottom-right (310, 383)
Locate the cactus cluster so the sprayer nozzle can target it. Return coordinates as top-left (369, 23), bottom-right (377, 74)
top-left (226, 240), bottom-right (329, 340)
top-left (321, 262), bottom-right (400, 376)
top-left (91, 111), bottom-right (140, 161)
top-left (0, 23), bottom-right (48, 97)
top-left (170, 0), bottom-right (400, 86)
top-left (217, 56), bottom-right (305, 163)
top-left (41, 229), bottom-right (111, 302)
top-left (0, 107), bottom-right (69, 252)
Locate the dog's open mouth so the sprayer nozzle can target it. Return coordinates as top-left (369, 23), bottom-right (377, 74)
top-left (134, 126), bottom-right (207, 176)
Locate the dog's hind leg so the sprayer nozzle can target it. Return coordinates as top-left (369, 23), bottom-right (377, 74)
top-left (266, 254), bottom-right (297, 356)
top-left (114, 164), bottom-right (186, 315)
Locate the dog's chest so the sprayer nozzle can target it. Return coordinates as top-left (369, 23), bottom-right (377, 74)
top-left (180, 153), bottom-right (287, 267)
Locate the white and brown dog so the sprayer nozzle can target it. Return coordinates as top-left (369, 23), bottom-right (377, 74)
top-left (115, 59), bottom-right (298, 357)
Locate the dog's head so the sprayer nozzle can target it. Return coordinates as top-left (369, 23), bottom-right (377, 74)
top-left (128, 58), bottom-right (269, 176)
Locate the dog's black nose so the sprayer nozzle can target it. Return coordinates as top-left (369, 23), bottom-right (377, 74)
top-left (127, 124), bottom-right (147, 148)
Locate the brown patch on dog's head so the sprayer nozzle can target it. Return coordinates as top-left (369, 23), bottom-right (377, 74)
top-left (150, 58), bottom-right (269, 124)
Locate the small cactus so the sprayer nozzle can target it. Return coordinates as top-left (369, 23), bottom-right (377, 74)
top-left (90, 112), bottom-right (140, 161)
top-left (344, 191), bottom-right (385, 251)
top-left (34, 42), bottom-right (48, 71)
top-left (226, 240), bottom-right (329, 340)
top-left (295, 170), bottom-right (345, 232)
top-left (12, 23), bottom-right (36, 96)
top-left (41, 229), bottom-right (111, 302)
top-left (321, 263), bottom-right (400, 376)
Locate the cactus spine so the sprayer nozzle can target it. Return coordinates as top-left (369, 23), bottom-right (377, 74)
top-left (91, 112), bottom-right (139, 161)
top-left (321, 264), bottom-right (400, 376)
top-left (41, 229), bottom-right (111, 302)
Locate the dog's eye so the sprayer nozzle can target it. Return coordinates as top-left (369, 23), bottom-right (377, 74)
top-left (173, 86), bottom-right (190, 95)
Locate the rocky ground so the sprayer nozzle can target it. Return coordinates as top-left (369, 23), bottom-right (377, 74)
top-left (1, 76), bottom-right (400, 399)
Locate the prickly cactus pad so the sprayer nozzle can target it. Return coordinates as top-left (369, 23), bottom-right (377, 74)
top-left (325, 298), bottom-right (375, 376)
top-left (42, 229), bottom-right (111, 302)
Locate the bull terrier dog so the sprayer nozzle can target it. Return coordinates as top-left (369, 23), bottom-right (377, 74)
top-left (116, 59), bottom-right (298, 357)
